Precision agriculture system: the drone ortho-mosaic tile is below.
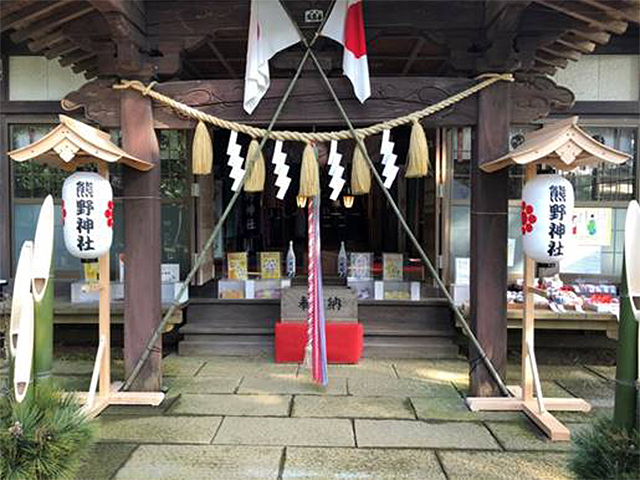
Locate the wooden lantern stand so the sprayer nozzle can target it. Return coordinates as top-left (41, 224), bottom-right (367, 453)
top-left (8, 115), bottom-right (165, 418)
top-left (466, 117), bottom-right (632, 441)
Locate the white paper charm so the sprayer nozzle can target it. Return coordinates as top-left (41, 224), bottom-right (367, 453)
top-left (327, 140), bottom-right (345, 201)
top-left (271, 140), bottom-right (292, 200)
top-left (227, 130), bottom-right (246, 192)
top-left (380, 129), bottom-right (399, 189)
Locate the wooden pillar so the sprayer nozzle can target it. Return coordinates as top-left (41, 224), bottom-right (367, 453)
top-left (120, 89), bottom-right (162, 391)
top-left (469, 82), bottom-right (510, 396)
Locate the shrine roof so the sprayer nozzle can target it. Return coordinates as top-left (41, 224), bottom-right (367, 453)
top-left (8, 115), bottom-right (154, 172)
top-left (480, 116), bottom-right (631, 173)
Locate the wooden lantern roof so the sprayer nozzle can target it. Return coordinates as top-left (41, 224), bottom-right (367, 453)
top-left (480, 116), bottom-right (632, 173)
top-left (8, 115), bottom-right (153, 171)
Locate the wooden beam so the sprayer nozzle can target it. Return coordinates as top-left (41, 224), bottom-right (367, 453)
top-left (530, 63), bottom-right (557, 75)
top-left (1, 0), bottom-right (74, 32)
top-left (44, 41), bottom-right (77, 60)
top-left (207, 39), bottom-right (238, 78)
top-left (401, 37), bottom-right (425, 76)
top-left (469, 81), bottom-right (511, 396)
top-left (535, 0), bottom-right (628, 34)
top-left (71, 56), bottom-right (98, 74)
top-left (578, 0), bottom-right (640, 23)
top-left (89, 0), bottom-right (146, 35)
top-left (556, 35), bottom-right (596, 53)
top-left (539, 45), bottom-right (581, 61)
top-left (568, 27), bottom-right (612, 45)
top-left (10, 4), bottom-right (94, 43)
top-left (58, 49), bottom-right (94, 67)
top-left (63, 76), bottom-right (480, 128)
top-left (534, 53), bottom-right (569, 68)
top-left (27, 31), bottom-right (66, 52)
top-left (121, 89), bottom-right (162, 392)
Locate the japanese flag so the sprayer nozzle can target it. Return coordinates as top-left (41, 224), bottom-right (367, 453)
top-left (244, 0), bottom-right (300, 114)
top-left (321, 0), bottom-right (371, 103)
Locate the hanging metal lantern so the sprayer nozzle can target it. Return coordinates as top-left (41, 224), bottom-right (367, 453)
top-left (61, 171), bottom-right (113, 259)
top-left (521, 174), bottom-right (574, 263)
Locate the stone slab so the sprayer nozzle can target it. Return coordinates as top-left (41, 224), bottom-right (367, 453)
top-left (439, 451), bottom-right (573, 480)
top-left (322, 359), bottom-right (397, 379)
top-left (506, 365), bottom-right (603, 383)
top-left (393, 360), bottom-right (469, 386)
top-left (101, 396), bottom-right (179, 416)
top-left (585, 364), bottom-right (616, 380)
top-left (293, 395), bottom-right (414, 419)
top-left (411, 397), bottom-right (522, 422)
top-left (114, 445), bottom-right (282, 480)
top-left (213, 417), bottom-right (354, 446)
top-left (162, 354), bottom-right (206, 376)
top-left (169, 394), bottom-right (291, 416)
top-left (555, 377), bottom-right (614, 406)
top-left (283, 447), bottom-right (447, 480)
top-left (485, 419), bottom-right (588, 451)
top-left (198, 358), bottom-right (298, 377)
top-left (98, 415), bottom-right (222, 444)
top-left (74, 443), bottom-right (137, 480)
top-left (355, 420), bottom-right (500, 449)
top-left (282, 285), bottom-right (357, 322)
top-left (349, 377), bottom-right (459, 398)
top-left (458, 380), bottom-right (573, 399)
top-left (164, 375), bottom-right (241, 394)
top-left (238, 375), bottom-right (347, 395)
top-left (53, 359), bottom-right (125, 377)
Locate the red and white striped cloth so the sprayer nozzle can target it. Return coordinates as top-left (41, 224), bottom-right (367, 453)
top-left (321, 0), bottom-right (371, 103)
top-left (305, 196), bottom-right (328, 385)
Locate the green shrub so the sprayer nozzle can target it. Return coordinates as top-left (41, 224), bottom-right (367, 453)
top-left (0, 382), bottom-right (97, 480)
top-left (569, 416), bottom-right (639, 480)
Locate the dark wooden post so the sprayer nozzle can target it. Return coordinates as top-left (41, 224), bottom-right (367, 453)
top-left (120, 89), bottom-right (162, 391)
top-left (469, 82), bottom-right (510, 396)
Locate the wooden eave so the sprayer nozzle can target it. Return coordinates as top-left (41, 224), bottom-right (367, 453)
top-left (0, 0), bottom-right (637, 80)
top-left (7, 114), bottom-right (153, 171)
top-left (481, 116), bottom-right (631, 173)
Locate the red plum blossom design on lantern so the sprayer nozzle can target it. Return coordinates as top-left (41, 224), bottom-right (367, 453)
top-left (521, 201), bottom-right (537, 235)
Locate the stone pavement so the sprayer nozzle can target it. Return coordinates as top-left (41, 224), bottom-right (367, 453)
top-left (12, 355), bottom-right (617, 479)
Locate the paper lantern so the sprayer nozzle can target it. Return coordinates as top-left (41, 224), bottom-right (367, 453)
top-left (61, 172), bottom-right (113, 259)
top-left (521, 174), bottom-right (574, 263)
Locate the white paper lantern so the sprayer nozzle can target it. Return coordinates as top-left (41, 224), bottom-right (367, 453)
top-left (61, 172), bottom-right (113, 259)
top-left (521, 174), bottom-right (574, 263)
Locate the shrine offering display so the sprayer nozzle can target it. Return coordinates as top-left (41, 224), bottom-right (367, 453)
top-left (260, 252), bottom-right (281, 279)
top-left (227, 252), bottom-right (249, 280)
top-left (383, 253), bottom-right (403, 281)
top-left (521, 174), bottom-right (574, 263)
top-left (62, 172), bottom-right (114, 259)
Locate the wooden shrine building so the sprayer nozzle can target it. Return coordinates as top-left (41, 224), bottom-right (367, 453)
top-left (0, 0), bottom-right (638, 394)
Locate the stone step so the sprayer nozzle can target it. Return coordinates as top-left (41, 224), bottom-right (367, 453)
top-left (178, 335), bottom-right (274, 357)
top-left (362, 336), bottom-right (459, 359)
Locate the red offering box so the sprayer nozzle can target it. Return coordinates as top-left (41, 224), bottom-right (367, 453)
top-left (275, 322), bottom-right (363, 364)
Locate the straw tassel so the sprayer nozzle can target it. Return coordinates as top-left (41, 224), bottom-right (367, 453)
top-left (298, 143), bottom-right (320, 197)
top-left (192, 121), bottom-right (213, 175)
top-left (244, 139), bottom-right (266, 192)
top-left (350, 142), bottom-right (371, 194)
top-left (405, 120), bottom-right (429, 178)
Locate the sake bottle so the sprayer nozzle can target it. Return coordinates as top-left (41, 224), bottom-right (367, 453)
top-left (286, 240), bottom-right (296, 278)
top-left (338, 241), bottom-right (348, 278)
